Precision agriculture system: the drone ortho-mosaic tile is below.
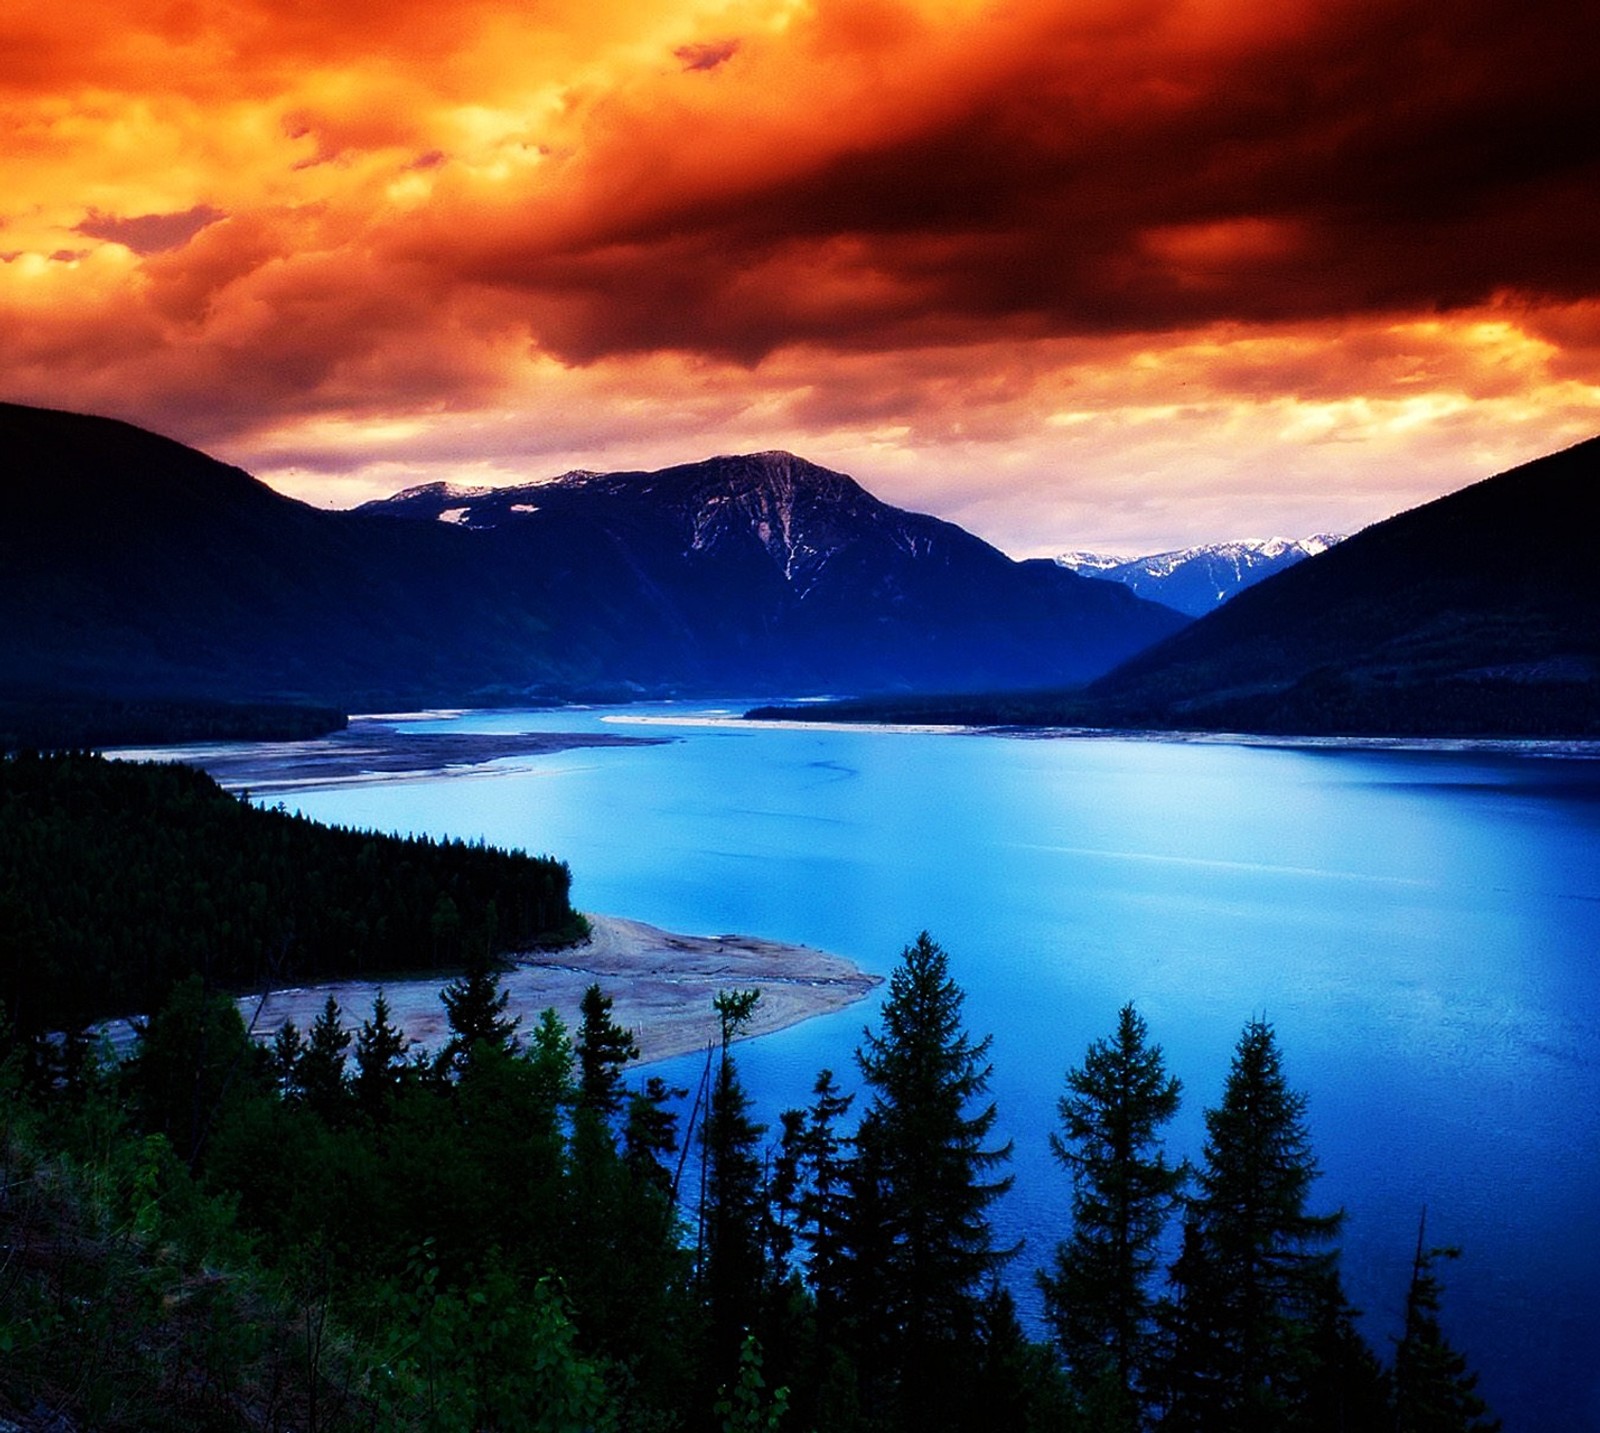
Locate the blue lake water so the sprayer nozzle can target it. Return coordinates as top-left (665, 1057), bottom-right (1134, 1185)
top-left (218, 706), bottom-right (1600, 1430)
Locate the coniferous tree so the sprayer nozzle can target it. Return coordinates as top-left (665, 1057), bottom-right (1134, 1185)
top-left (701, 989), bottom-right (769, 1390)
top-left (271, 1018), bottom-right (307, 1101)
top-left (576, 982), bottom-right (640, 1117)
top-left (353, 990), bottom-right (411, 1123)
top-left (766, 1106), bottom-right (808, 1284)
top-left (299, 995), bottom-right (352, 1124)
top-left (854, 932), bottom-right (1014, 1431)
top-left (1292, 1266), bottom-right (1392, 1433)
top-left (1040, 1002), bottom-right (1185, 1430)
top-left (1162, 1018), bottom-right (1343, 1433)
top-left (527, 1005), bottom-right (576, 1112)
top-left (437, 952), bottom-right (519, 1078)
top-left (1393, 1212), bottom-right (1500, 1433)
top-left (795, 1067), bottom-right (856, 1332)
top-left (131, 974), bottom-right (269, 1166)
top-left (624, 1074), bottom-right (683, 1198)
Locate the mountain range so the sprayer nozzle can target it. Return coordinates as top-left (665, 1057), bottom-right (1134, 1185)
top-left (757, 437), bottom-right (1600, 736)
top-left (0, 402), bottom-right (1184, 718)
top-left (1056, 537), bottom-right (1343, 617)
top-left (8, 400), bottom-right (1595, 741)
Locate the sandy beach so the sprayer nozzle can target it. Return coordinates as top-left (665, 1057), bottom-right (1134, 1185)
top-left (235, 913), bottom-right (882, 1065)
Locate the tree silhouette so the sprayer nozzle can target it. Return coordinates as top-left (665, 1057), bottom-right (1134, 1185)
top-left (1040, 1002), bottom-right (1185, 1429)
top-left (854, 932), bottom-right (1014, 1431)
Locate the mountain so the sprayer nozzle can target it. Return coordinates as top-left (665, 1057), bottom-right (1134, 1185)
top-left (1057, 537), bottom-right (1343, 616)
top-left (355, 451), bottom-right (1188, 695)
top-left (1086, 438), bottom-right (1600, 735)
top-left (0, 404), bottom-right (1186, 715)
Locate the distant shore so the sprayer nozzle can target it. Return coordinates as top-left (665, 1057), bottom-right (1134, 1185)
top-left (610, 711), bottom-right (1600, 760)
top-left (233, 914), bottom-right (882, 1065)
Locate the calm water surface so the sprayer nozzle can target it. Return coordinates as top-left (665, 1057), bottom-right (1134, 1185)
top-left (227, 706), bottom-right (1600, 1430)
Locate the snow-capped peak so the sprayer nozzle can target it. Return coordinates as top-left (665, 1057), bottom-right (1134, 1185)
top-left (1056, 535), bottom-right (1346, 617)
top-left (384, 480), bottom-right (493, 503)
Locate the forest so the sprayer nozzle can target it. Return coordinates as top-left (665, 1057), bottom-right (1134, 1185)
top-left (0, 695), bottom-right (347, 754)
top-left (0, 751), bottom-right (583, 1047)
top-left (0, 756), bottom-right (1499, 1431)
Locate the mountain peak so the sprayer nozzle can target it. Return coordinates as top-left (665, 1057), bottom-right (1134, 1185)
top-left (1058, 535), bottom-right (1345, 616)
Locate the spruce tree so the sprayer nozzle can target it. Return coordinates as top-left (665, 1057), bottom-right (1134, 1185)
top-left (1393, 1211), bottom-right (1500, 1433)
top-left (353, 989), bottom-right (411, 1122)
top-left (271, 1018), bottom-right (307, 1101)
top-left (437, 952), bottom-right (519, 1078)
top-left (766, 1106), bottom-right (808, 1284)
top-left (1163, 1017), bottom-right (1343, 1432)
top-left (795, 1068), bottom-right (856, 1333)
top-left (701, 990), bottom-right (769, 1387)
top-left (298, 994), bottom-right (352, 1124)
top-left (1039, 1002), bottom-right (1185, 1429)
top-left (624, 1074), bottom-right (683, 1198)
top-left (854, 932), bottom-right (1014, 1431)
top-left (576, 981), bottom-right (640, 1117)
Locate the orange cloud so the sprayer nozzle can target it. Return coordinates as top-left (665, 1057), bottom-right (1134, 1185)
top-left (2, 0), bottom-right (1598, 550)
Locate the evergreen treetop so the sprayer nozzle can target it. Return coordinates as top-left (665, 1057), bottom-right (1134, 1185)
top-left (1040, 1001), bottom-right (1185, 1428)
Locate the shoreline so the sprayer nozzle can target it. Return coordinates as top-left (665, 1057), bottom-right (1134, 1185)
top-left (232, 913), bottom-right (882, 1066)
top-left (108, 722), bottom-right (669, 795)
top-left (603, 711), bottom-right (1600, 760)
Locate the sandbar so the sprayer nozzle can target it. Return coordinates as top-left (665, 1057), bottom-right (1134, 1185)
top-left (110, 719), bottom-right (668, 794)
top-left (235, 914), bottom-right (882, 1065)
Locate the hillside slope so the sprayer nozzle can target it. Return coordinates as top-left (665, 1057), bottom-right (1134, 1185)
top-left (1, 403), bottom-right (1185, 708)
top-left (1088, 437), bottom-right (1600, 735)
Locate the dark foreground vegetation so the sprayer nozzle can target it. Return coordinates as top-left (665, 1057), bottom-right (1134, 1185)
top-left (0, 752), bottom-right (582, 1051)
top-left (1, 757), bottom-right (1499, 1430)
top-left (1, 965), bottom-right (1501, 1431)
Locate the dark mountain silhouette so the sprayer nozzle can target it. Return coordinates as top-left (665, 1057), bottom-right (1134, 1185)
top-left (749, 437), bottom-right (1600, 737)
top-left (0, 403), bottom-right (1184, 716)
top-left (1085, 436), bottom-right (1600, 735)
top-left (359, 452), bottom-right (1187, 696)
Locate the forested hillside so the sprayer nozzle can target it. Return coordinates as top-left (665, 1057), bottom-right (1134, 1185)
top-left (0, 752), bottom-right (581, 1045)
top-left (2, 874), bottom-right (1498, 1431)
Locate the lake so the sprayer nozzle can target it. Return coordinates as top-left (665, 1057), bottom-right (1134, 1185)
top-left (166, 705), bottom-right (1600, 1430)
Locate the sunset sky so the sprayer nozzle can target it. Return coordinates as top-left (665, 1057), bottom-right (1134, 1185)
top-left (4, 0), bottom-right (1598, 554)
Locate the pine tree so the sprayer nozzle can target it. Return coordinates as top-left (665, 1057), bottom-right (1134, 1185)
top-left (353, 989), bottom-right (411, 1122)
top-left (1291, 1266), bottom-right (1392, 1433)
top-left (1039, 1002), bottom-right (1185, 1429)
top-left (1393, 1211), bottom-right (1500, 1433)
top-left (624, 1074), bottom-right (683, 1198)
top-left (576, 982), bottom-right (640, 1117)
top-left (854, 932), bottom-right (1014, 1431)
top-left (437, 952), bottom-right (519, 1078)
top-left (795, 1068), bottom-right (856, 1333)
top-left (766, 1107), bottom-right (808, 1284)
top-left (271, 1018), bottom-right (307, 1101)
top-left (299, 994), bottom-right (352, 1124)
top-left (1163, 1017), bottom-right (1343, 1433)
top-left (701, 990), bottom-right (769, 1389)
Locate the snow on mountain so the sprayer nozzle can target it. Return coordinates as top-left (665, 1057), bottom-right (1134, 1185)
top-left (1057, 536), bottom-right (1344, 616)
top-left (355, 448), bottom-right (1189, 691)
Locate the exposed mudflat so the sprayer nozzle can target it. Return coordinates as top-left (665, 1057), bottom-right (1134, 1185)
top-left (235, 914), bottom-right (882, 1064)
top-left (112, 719), bottom-right (668, 794)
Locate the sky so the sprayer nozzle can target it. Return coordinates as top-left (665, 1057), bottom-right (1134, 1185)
top-left (4, 0), bottom-right (1599, 556)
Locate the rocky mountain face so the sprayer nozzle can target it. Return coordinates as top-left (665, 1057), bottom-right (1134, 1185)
top-left (359, 450), bottom-right (1190, 696)
top-left (0, 404), bottom-right (1186, 711)
top-left (1087, 438), bottom-right (1600, 735)
top-left (1057, 537), bottom-right (1344, 616)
